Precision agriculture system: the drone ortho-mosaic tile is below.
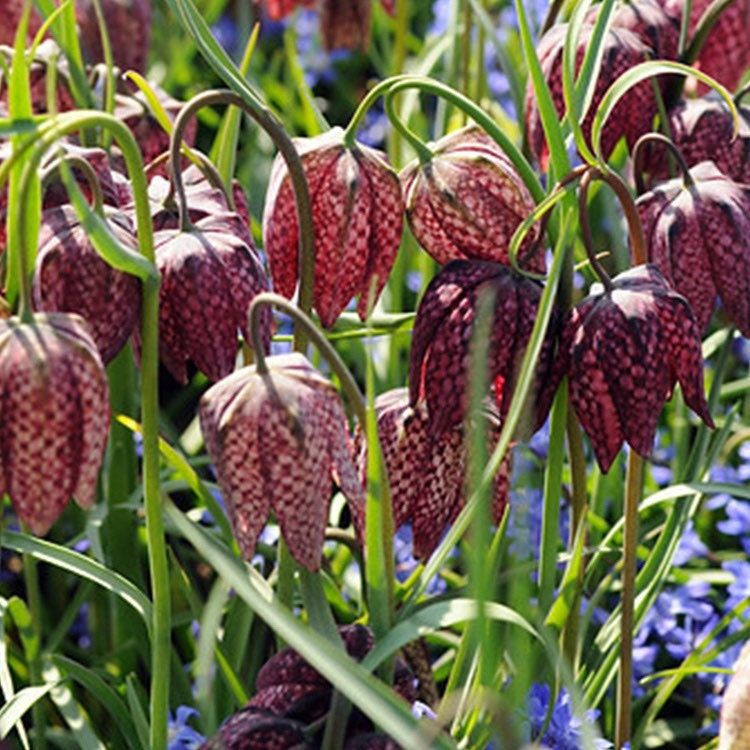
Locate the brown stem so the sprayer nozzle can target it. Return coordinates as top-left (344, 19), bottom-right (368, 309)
top-left (578, 169), bottom-right (614, 291)
top-left (632, 133), bottom-right (695, 195)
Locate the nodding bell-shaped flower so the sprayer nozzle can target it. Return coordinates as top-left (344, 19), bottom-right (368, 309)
top-left (355, 388), bottom-right (511, 560)
top-left (718, 641), bottom-right (750, 750)
top-left (33, 205), bottom-right (142, 364)
top-left (199, 352), bottom-right (365, 571)
top-left (0, 313), bottom-right (109, 535)
top-left (401, 127), bottom-right (544, 273)
top-left (552, 264), bottom-right (713, 473)
top-left (199, 708), bottom-right (310, 750)
top-left (637, 161), bottom-right (750, 335)
top-left (409, 260), bottom-right (558, 439)
top-left (262, 127), bottom-right (404, 328)
top-left (146, 213), bottom-right (271, 383)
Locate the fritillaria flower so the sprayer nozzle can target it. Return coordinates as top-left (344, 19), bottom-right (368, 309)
top-left (355, 388), bottom-right (511, 559)
top-left (33, 205), bottom-right (142, 364)
top-left (263, 127), bottom-right (404, 328)
top-left (148, 213), bottom-right (271, 383)
top-left (199, 352), bottom-right (365, 570)
top-left (401, 127), bottom-right (544, 273)
top-left (409, 260), bottom-right (558, 438)
top-left (199, 709), bottom-right (310, 750)
top-left (553, 264), bottom-right (713, 472)
top-left (0, 313), bottom-right (109, 534)
top-left (637, 160), bottom-right (750, 335)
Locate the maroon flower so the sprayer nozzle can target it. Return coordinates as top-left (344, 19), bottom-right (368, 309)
top-left (409, 260), bottom-right (558, 438)
top-left (33, 205), bottom-right (142, 364)
top-left (718, 641), bottom-right (750, 749)
top-left (76, 0), bottom-right (151, 73)
top-left (0, 0), bottom-right (44, 46)
top-left (263, 127), bottom-right (404, 328)
top-left (249, 625), bottom-right (416, 724)
top-left (320, 0), bottom-right (372, 51)
top-left (401, 127), bottom-right (543, 273)
top-left (199, 352), bottom-right (365, 570)
top-left (0, 314), bottom-right (109, 534)
top-left (263, 0), bottom-right (316, 21)
top-left (637, 160), bottom-right (750, 335)
top-left (355, 388), bottom-right (511, 560)
top-left (553, 264), bottom-right (713, 472)
top-left (525, 23), bottom-right (658, 168)
top-left (200, 708), bottom-right (311, 750)
top-left (664, 0), bottom-right (750, 93)
top-left (146, 213), bottom-right (271, 383)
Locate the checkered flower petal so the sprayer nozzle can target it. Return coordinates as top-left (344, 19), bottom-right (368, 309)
top-left (402, 127), bottom-right (542, 273)
top-left (200, 707), bottom-right (311, 750)
top-left (638, 161), bottom-right (750, 335)
top-left (320, 0), bottom-right (372, 51)
top-left (719, 641), bottom-right (750, 750)
top-left (561, 264), bottom-right (712, 472)
top-left (0, 313), bottom-right (109, 534)
top-left (149, 213), bottom-right (270, 383)
top-left (409, 260), bottom-right (554, 438)
top-left (200, 353), bottom-right (362, 570)
top-left (262, 128), bottom-right (403, 328)
top-left (525, 24), bottom-right (657, 168)
top-left (33, 205), bottom-right (142, 364)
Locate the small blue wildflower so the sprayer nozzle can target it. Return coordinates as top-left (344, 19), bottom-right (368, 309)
top-left (406, 270), bottom-right (423, 294)
top-left (673, 521), bottom-right (708, 566)
top-left (428, 0), bottom-right (451, 36)
top-left (70, 603), bottom-right (92, 650)
top-left (356, 104), bottom-right (389, 150)
top-left (411, 701), bottom-right (437, 720)
top-left (212, 15), bottom-right (239, 56)
top-left (168, 706), bottom-right (205, 750)
top-left (718, 500), bottom-right (750, 553)
top-left (394, 524), bottom-right (448, 595)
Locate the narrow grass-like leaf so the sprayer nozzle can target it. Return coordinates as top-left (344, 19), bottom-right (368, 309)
top-left (125, 676), bottom-right (150, 750)
top-left (544, 520), bottom-right (586, 633)
top-left (0, 531), bottom-right (152, 627)
top-left (165, 501), bottom-right (456, 750)
top-left (0, 598), bottom-right (30, 749)
top-left (51, 655), bottom-right (144, 750)
top-left (0, 685), bottom-right (56, 738)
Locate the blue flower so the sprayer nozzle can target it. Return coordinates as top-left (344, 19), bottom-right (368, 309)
top-left (168, 706), bottom-right (205, 750)
top-left (673, 521), bottom-right (708, 566)
top-left (394, 524), bottom-right (448, 594)
top-left (718, 500), bottom-right (750, 553)
top-left (356, 104), bottom-right (390, 150)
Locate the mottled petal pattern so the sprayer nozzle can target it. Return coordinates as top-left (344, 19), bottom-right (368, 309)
top-left (200, 707), bottom-right (311, 750)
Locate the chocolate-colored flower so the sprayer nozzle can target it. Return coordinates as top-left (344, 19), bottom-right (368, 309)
top-left (637, 160), bottom-right (750, 335)
top-left (199, 352), bottom-right (365, 570)
top-left (401, 127), bottom-right (543, 273)
top-left (0, 313), bottom-right (109, 534)
top-left (409, 260), bottom-right (558, 438)
top-left (320, 0), bottom-right (371, 51)
top-left (525, 23), bottom-right (657, 168)
top-left (355, 388), bottom-right (511, 559)
top-left (147, 213), bottom-right (271, 383)
top-left (263, 127), bottom-right (404, 328)
top-left (33, 205), bottom-right (142, 364)
top-left (718, 641), bottom-right (750, 750)
top-left (200, 708), bottom-right (311, 750)
top-left (552, 264), bottom-right (713, 472)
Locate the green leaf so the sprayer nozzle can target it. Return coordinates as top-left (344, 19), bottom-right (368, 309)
top-left (125, 676), bottom-right (150, 750)
top-left (51, 656), bottom-right (144, 750)
top-left (544, 521), bottom-right (586, 633)
top-left (165, 500), bottom-right (457, 750)
top-left (7, 597), bottom-right (39, 661)
top-left (0, 598), bottom-right (30, 749)
top-left (0, 684), bottom-right (56, 739)
top-left (0, 531), bottom-right (152, 628)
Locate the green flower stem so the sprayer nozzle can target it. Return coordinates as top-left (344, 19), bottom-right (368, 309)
top-left (12, 110), bottom-right (167, 750)
top-left (384, 92), bottom-right (434, 165)
top-left (616, 451), bottom-right (644, 749)
top-left (170, 89), bottom-right (315, 325)
top-left (388, 0), bottom-right (410, 163)
top-left (22, 548), bottom-right (46, 750)
top-left (678, 0), bottom-right (694, 54)
top-left (40, 153), bottom-right (105, 214)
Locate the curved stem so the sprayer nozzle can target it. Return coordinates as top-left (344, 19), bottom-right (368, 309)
top-left (170, 90), bottom-right (315, 326)
top-left (632, 133), bottom-right (694, 195)
top-left (40, 153), bottom-right (105, 214)
top-left (384, 91), bottom-right (434, 165)
top-left (578, 169), bottom-right (614, 291)
top-left (616, 450), bottom-right (644, 749)
top-left (343, 74), bottom-right (412, 145)
top-left (684, 0), bottom-right (736, 65)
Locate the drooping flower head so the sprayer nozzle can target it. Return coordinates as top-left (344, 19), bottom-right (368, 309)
top-left (199, 352), bottom-right (364, 570)
top-left (263, 127), bottom-right (404, 328)
top-left (409, 260), bottom-right (558, 439)
top-left (401, 126), bottom-right (544, 273)
top-left (637, 160), bottom-right (750, 335)
top-left (0, 314), bottom-right (109, 534)
top-left (355, 388), bottom-right (511, 559)
top-left (199, 708), bottom-right (310, 750)
top-left (552, 264), bottom-right (713, 472)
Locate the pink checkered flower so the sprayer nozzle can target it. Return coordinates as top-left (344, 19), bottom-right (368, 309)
top-left (263, 127), bottom-right (404, 328)
top-left (200, 708), bottom-right (309, 750)
top-left (409, 260), bottom-right (558, 439)
top-left (145, 213), bottom-right (271, 383)
top-left (355, 388), bottom-right (511, 559)
top-left (401, 127), bottom-right (544, 273)
top-left (199, 352), bottom-right (365, 570)
top-left (0, 313), bottom-right (109, 535)
top-left (637, 160), bottom-right (750, 335)
top-left (33, 205), bottom-right (142, 364)
top-left (552, 264), bottom-right (713, 473)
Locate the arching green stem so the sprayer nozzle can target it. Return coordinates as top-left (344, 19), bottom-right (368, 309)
top-left (9, 110), bottom-right (167, 750)
top-left (170, 90), bottom-right (315, 325)
top-left (384, 91), bottom-right (434, 165)
top-left (632, 133), bottom-right (695, 195)
top-left (40, 152), bottom-right (105, 214)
